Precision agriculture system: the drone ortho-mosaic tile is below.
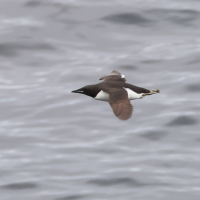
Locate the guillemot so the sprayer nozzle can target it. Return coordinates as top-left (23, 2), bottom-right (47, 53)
top-left (72, 70), bottom-right (160, 120)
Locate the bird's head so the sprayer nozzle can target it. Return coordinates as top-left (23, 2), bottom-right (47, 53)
top-left (71, 85), bottom-right (98, 98)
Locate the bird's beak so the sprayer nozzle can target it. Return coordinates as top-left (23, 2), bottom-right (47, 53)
top-left (71, 88), bottom-right (84, 93)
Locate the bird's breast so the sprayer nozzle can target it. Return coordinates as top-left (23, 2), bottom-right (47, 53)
top-left (95, 90), bottom-right (110, 102)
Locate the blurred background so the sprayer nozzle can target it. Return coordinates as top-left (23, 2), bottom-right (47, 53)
top-left (0, 0), bottom-right (200, 200)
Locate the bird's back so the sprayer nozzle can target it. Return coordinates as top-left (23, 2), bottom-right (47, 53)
top-left (97, 81), bottom-right (150, 94)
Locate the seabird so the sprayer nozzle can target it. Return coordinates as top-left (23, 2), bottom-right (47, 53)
top-left (72, 70), bottom-right (160, 120)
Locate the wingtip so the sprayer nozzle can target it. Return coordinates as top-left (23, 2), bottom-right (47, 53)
top-left (99, 76), bottom-right (105, 80)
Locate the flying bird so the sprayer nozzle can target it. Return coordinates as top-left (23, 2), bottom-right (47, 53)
top-left (72, 70), bottom-right (160, 120)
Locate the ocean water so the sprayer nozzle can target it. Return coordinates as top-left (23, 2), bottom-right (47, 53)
top-left (0, 0), bottom-right (200, 199)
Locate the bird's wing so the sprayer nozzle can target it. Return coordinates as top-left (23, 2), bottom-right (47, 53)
top-left (103, 88), bottom-right (133, 120)
top-left (108, 70), bottom-right (122, 76)
top-left (99, 70), bottom-right (126, 82)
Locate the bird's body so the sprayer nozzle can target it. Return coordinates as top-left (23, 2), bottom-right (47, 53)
top-left (87, 81), bottom-right (148, 101)
top-left (72, 70), bottom-right (160, 120)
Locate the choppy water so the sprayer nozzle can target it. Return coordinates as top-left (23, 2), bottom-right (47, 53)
top-left (0, 0), bottom-right (200, 199)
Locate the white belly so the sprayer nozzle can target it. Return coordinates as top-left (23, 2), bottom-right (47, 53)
top-left (124, 88), bottom-right (143, 100)
top-left (95, 90), bottom-right (110, 102)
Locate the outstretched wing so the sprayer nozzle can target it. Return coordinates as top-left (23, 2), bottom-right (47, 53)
top-left (99, 70), bottom-right (126, 82)
top-left (108, 70), bottom-right (122, 76)
top-left (104, 88), bottom-right (133, 120)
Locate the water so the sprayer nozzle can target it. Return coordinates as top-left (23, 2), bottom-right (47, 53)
top-left (0, 0), bottom-right (200, 199)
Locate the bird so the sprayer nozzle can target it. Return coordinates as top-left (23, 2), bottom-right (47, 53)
top-left (72, 70), bottom-right (160, 120)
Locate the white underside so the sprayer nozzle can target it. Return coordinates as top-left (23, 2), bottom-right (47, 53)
top-left (124, 88), bottom-right (143, 100)
top-left (95, 90), bottom-right (110, 102)
top-left (95, 88), bottom-right (143, 102)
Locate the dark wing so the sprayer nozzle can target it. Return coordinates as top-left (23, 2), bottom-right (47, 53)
top-left (104, 88), bottom-right (133, 120)
top-left (99, 70), bottom-right (126, 82)
top-left (108, 70), bottom-right (122, 76)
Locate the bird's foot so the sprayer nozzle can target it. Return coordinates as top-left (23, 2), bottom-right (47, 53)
top-left (150, 89), bottom-right (161, 94)
top-left (142, 89), bottom-right (161, 97)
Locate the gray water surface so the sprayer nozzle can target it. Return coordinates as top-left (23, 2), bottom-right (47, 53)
top-left (0, 0), bottom-right (200, 200)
